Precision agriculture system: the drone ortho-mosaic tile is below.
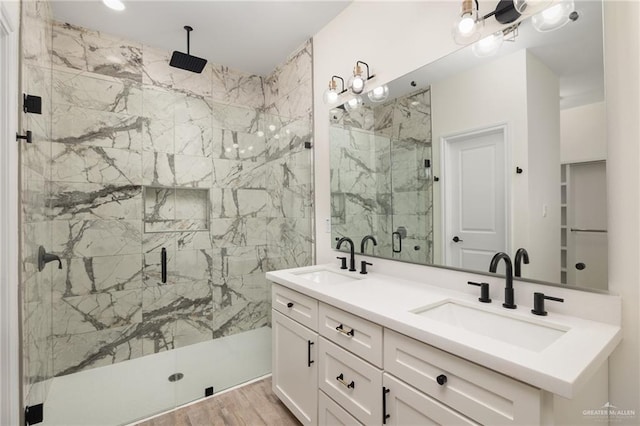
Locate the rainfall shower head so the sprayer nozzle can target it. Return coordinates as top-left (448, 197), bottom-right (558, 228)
top-left (169, 26), bottom-right (207, 73)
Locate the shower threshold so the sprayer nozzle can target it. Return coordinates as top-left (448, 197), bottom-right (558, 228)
top-left (41, 327), bottom-right (272, 426)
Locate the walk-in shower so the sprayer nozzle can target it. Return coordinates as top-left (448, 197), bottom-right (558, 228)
top-left (20, 1), bottom-right (314, 424)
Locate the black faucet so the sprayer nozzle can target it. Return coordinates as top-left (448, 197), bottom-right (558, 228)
top-left (514, 248), bottom-right (529, 278)
top-left (360, 235), bottom-right (378, 254)
top-left (336, 237), bottom-right (356, 272)
top-left (38, 246), bottom-right (62, 272)
top-left (489, 252), bottom-right (516, 309)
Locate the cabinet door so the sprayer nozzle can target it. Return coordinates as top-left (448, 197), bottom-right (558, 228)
top-left (318, 391), bottom-right (363, 426)
top-left (383, 374), bottom-right (479, 426)
top-left (272, 310), bottom-right (318, 425)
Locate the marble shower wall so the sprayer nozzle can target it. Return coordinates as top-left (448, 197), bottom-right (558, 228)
top-left (21, 0), bottom-right (54, 407)
top-left (331, 88), bottom-right (433, 263)
top-left (47, 22), bottom-right (313, 377)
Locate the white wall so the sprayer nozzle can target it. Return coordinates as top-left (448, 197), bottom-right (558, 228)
top-left (430, 50), bottom-right (529, 269)
top-left (312, 1), bottom-right (630, 423)
top-left (0, 1), bottom-right (21, 425)
top-left (604, 1), bottom-right (640, 423)
top-left (525, 51), bottom-right (561, 284)
top-left (561, 101), bottom-right (607, 164)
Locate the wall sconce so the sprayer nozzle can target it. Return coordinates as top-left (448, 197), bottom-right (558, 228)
top-left (344, 96), bottom-right (363, 112)
top-left (531, 0), bottom-right (576, 32)
top-left (472, 22), bottom-right (519, 57)
top-left (452, 0), bottom-right (528, 45)
top-left (323, 75), bottom-right (347, 105)
top-left (367, 85), bottom-right (389, 103)
top-left (348, 61), bottom-right (375, 94)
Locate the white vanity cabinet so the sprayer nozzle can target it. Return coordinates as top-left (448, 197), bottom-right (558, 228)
top-left (271, 283), bottom-right (547, 426)
top-left (271, 285), bottom-right (319, 425)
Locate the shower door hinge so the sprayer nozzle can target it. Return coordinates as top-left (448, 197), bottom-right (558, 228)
top-left (23, 94), bottom-right (42, 114)
top-left (304, 142), bottom-right (312, 149)
top-left (16, 131), bottom-right (32, 143)
top-left (24, 403), bottom-right (44, 425)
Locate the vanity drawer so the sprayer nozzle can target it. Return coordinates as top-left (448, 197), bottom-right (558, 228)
top-left (272, 284), bottom-right (318, 331)
top-left (318, 337), bottom-right (382, 425)
top-left (384, 329), bottom-right (542, 425)
top-left (319, 303), bottom-right (383, 367)
top-left (318, 391), bottom-right (363, 426)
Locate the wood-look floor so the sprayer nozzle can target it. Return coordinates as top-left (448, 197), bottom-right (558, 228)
top-left (136, 377), bottom-right (300, 426)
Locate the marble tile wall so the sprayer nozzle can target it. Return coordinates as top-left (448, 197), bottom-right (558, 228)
top-left (42, 23), bottom-right (314, 377)
top-left (21, 0), bottom-right (54, 408)
top-left (330, 88), bottom-right (433, 263)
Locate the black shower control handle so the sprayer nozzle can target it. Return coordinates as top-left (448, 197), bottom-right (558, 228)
top-left (337, 256), bottom-right (347, 270)
top-left (467, 281), bottom-right (492, 303)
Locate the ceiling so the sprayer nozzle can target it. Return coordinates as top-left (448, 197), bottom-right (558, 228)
top-left (50, 0), bottom-right (351, 76)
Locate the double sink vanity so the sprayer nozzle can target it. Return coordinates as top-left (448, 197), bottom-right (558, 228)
top-left (266, 263), bottom-right (621, 425)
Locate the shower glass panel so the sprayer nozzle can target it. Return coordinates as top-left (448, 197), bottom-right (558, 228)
top-left (19, 2), bottom-right (314, 424)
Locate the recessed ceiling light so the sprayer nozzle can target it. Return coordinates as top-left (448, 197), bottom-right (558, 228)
top-left (102, 0), bottom-right (125, 11)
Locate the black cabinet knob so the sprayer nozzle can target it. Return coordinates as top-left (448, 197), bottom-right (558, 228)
top-left (436, 374), bottom-right (447, 386)
top-left (286, 302), bottom-right (294, 308)
top-left (575, 262), bottom-right (586, 270)
top-left (452, 236), bottom-right (463, 243)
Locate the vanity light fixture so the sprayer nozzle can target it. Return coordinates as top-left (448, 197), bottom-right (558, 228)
top-left (513, 0), bottom-right (553, 15)
top-left (367, 85), bottom-right (389, 103)
top-left (102, 0), bottom-right (125, 11)
top-left (531, 0), bottom-right (575, 32)
top-left (452, 0), bottom-right (523, 45)
top-left (348, 61), bottom-right (375, 95)
top-left (323, 75), bottom-right (347, 105)
top-left (344, 96), bottom-right (364, 112)
top-left (472, 23), bottom-right (519, 58)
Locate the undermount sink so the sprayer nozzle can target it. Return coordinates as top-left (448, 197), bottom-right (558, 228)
top-left (293, 269), bottom-right (361, 285)
top-left (412, 301), bottom-right (568, 352)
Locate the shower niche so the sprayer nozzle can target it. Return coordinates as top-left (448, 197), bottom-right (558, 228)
top-left (144, 187), bottom-right (210, 233)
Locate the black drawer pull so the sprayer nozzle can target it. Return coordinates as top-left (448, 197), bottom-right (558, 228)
top-left (382, 386), bottom-right (390, 424)
top-left (336, 373), bottom-right (355, 389)
top-left (335, 323), bottom-right (355, 337)
top-left (436, 374), bottom-right (447, 385)
top-left (286, 302), bottom-right (294, 308)
top-left (307, 340), bottom-right (314, 367)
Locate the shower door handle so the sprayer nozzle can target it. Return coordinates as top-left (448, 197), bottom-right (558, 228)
top-left (392, 232), bottom-right (402, 253)
top-left (161, 248), bottom-right (167, 284)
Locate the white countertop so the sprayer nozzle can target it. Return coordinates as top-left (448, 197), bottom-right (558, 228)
top-left (266, 264), bottom-right (622, 399)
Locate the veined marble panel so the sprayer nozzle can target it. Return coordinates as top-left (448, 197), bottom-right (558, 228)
top-left (212, 159), bottom-right (266, 189)
top-left (23, 64), bottom-right (52, 141)
top-left (174, 93), bottom-right (213, 157)
top-left (22, 179), bottom-right (49, 223)
top-left (21, 136), bottom-right (51, 183)
top-left (211, 65), bottom-right (264, 109)
top-left (50, 143), bottom-right (142, 184)
top-left (54, 254), bottom-right (143, 297)
top-left (52, 104), bottom-right (144, 151)
top-left (144, 187), bottom-right (175, 232)
top-left (209, 218), bottom-right (267, 248)
top-left (52, 325), bottom-right (143, 376)
top-left (142, 45), bottom-right (212, 97)
top-left (267, 184), bottom-right (313, 219)
top-left (52, 289), bottom-right (142, 335)
top-left (51, 219), bottom-right (141, 258)
top-left (176, 230), bottom-right (213, 251)
top-left (173, 281), bottom-right (214, 348)
top-left (220, 245), bottom-right (267, 277)
top-left (265, 78), bottom-right (312, 121)
top-left (21, 0), bottom-right (53, 68)
top-left (53, 68), bottom-right (143, 115)
top-left (266, 218), bottom-right (312, 270)
top-left (265, 40), bottom-right (312, 107)
top-left (49, 182), bottom-right (142, 220)
top-left (211, 102), bottom-right (260, 134)
top-left (212, 129), bottom-right (266, 160)
top-left (210, 188), bottom-right (267, 218)
top-left (175, 249), bottom-right (222, 284)
top-left (52, 22), bottom-right (143, 82)
top-left (142, 152), bottom-right (212, 188)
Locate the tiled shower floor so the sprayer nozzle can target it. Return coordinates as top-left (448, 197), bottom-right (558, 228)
top-left (42, 327), bottom-right (272, 426)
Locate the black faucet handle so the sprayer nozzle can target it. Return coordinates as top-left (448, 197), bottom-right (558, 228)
top-left (360, 261), bottom-right (373, 275)
top-left (531, 292), bottom-right (564, 316)
top-left (467, 281), bottom-right (491, 303)
top-left (336, 256), bottom-right (347, 270)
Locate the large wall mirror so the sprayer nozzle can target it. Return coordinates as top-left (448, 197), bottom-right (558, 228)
top-left (330, 0), bottom-right (607, 291)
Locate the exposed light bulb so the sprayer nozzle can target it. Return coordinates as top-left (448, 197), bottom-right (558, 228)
top-left (458, 16), bottom-right (475, 35)
top-left (268, 124), bottom-right (276, 132)
top-left (344, 96), bottom-right (363, 112)
top-left (532, 0), bottom-right (574, 32)
top-left (351, 75), bottom-right (365, 94)
top-left (102, 0), bottom-right (125, 11)
top-left (472, 31), bottom-right (504, 57)
top-left (367, 85), bottom-right (389, 103)
top-left (323, 88), bottom-right (339, 105)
